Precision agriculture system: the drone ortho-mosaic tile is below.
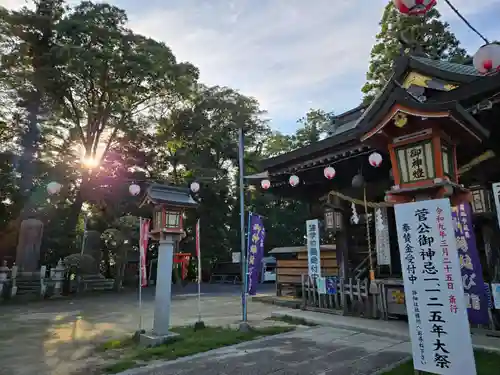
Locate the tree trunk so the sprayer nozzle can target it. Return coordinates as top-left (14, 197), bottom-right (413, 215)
top-left (19, 92), bottom-right (41, 219)
top-left (63, 168), bottom-right (92, 245)
top-left (63, 189), bottom-right (84, 247)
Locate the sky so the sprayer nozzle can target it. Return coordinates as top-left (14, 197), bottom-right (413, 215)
top-left (1, 0), bottom-right (500, 134)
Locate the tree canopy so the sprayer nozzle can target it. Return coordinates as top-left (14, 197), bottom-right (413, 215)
top-left (361, 1), bottom-right (468, 102)
top-left (0, 0), bottom-right (313, 272)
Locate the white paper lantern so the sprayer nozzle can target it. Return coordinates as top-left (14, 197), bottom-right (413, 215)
top-left (393, 0), bottom-right (436, 16)
top-left (47, 181), bottom-right (62, 195)
top-left (190, 181), bottom-right (200, 193)
top-left (369, 152), bottom-right (383, 168)
top-left (260, 179), bottom-right (271, 190)
top-left (129, 183), bottom-right (141, 196)
top-left (289, 175), bottom-right (300, 187)
top-left (473, 43), bottom-right (500, 74)
top-left (323, 166), bottom-right (336, 180)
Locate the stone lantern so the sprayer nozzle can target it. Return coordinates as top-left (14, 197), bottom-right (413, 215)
top-left (140, 184), bottom-right (197, 346)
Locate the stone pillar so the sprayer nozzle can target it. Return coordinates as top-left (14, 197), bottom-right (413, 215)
top-left (153, 236), bottom-right (175, 335)
top-left (0, 261), bottom-right (9, 298)
top-left (141, 234), bottom-right (179, 346)
top-left (16, 219), bottom-right (44, 273)
top-left (51, 259), bottom-right (65, 297)
top-left (40, 265), bottom-right (47, 297)
top-left (11, 265), bottom-right (18, 297)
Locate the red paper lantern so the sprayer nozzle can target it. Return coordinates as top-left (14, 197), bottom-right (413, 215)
top-left (393, 0), bottom-right (436, 16)
top-left (369, 152), bottom-right (383, 168)
top-left (473, 43), bottom-right (500, 74)
top-left (261, 179), bottom-right (271, 190)
top-left (324, 166), bottom-right (336, 180)
top-left (289, 175), bottom-right (300, 187)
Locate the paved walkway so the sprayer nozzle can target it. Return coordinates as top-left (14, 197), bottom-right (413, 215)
top-left (118, 327), bottom-right (411, 375)
top-left (270, 310), bottom-right (500, 353)
top-left (0, 287), bottom-right (284, 375)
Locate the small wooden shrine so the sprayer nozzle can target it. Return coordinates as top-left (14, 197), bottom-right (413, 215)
top-left (256, 53), bottom-right (500, 317)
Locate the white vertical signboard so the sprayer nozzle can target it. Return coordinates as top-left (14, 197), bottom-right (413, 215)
top-left (375, 207), bottom-right (392, 266)
top-left (306, 219), bottom-right (321, 277)
top-left (394, 199), bottom-right (476, 375)
top-left (492, 182), bottom-right (500, 229)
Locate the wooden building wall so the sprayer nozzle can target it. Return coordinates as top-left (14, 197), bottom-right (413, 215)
top-left (275, 245), bottom-right (338, 286)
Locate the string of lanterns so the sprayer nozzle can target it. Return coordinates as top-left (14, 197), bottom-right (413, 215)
top-left (260, 152), bottom-right (383, 190)
top-left (392, 0), bottom-right (500, 74)
top-left (46, 180), bottom-right (202, 196)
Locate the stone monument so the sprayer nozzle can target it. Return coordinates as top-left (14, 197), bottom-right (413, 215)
top-left (81, 230), bottom-right (103, 275)
top-left (15, 218), bottom-right (44, 273)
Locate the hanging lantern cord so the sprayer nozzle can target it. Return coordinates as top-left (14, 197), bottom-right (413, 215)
top-left (443, 0), bottom-right (489, 44)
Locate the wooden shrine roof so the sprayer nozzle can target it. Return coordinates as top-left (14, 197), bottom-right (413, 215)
top-left (259, 54), bottom-right (500, 183)
top-left (140, 184), bottom-right (198, 208)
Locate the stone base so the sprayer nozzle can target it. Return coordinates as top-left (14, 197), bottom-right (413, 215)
top-left (139, 331), bottom-right (179, 348)
top-left (238, 321), bottom-right (252, 332)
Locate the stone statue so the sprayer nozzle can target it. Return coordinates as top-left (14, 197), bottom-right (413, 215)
top-left (82, 230), bottom-right (103, 275)
top-left (15, 219), bottom-right (44, 272)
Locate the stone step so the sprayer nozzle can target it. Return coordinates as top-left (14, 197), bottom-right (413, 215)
top-left (16, 287), bottom-right (40, 295)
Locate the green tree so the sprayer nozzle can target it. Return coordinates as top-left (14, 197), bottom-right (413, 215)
top-left (295, 109), bottom-right (333, 147)
top-left (361, 1), bottom-right (468, 102)
top-left (0, 0), bottom-right (66, 215)
top-left (262, 132), bottom-right (295, 158)
top-left (150, 85), bottom-right (268, 264)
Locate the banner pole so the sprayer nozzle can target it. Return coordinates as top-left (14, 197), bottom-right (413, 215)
top-left (197, 219), bottom-right (202, 322)
top-left (138, 217), bottom-right (143, 331)
top-left (243, 212), bottom-right (252, 322)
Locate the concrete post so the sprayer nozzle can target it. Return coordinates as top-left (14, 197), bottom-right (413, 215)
top-left (140, 234), bottom-right (179, 347)
top-left (52, 259), bottom-right (65, 297)
top-left (0, 261), bottom-right (9, 299)
top-left (11, 265), bottom-right (18, 297)
top-left (40, 265), bottom-right (47, 297)
top-left (153, 235), bottom-right (175, 335)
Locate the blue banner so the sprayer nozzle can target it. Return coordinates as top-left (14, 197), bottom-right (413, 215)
top-left (246, 213), bottom-right (265, 295)
top-left (452, 204), bottom-right (490, 324)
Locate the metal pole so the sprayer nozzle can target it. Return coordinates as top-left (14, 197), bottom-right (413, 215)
top-left (197, 219), bottom-right (202, 322)
top-left (238, 126), bottom-right (247, 322)
top-left (138, 217), bottom-right (143, 331)
top-left (243, 211), bottom-right (252, 321)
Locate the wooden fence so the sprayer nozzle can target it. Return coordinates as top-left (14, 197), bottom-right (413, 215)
top-left (301, 274), bottom-right (381, 318)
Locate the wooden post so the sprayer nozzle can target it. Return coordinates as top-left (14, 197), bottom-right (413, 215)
top-left (333, 196), bottom-right (350, 278)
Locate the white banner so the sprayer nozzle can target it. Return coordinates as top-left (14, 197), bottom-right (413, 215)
top-left (316, 277), bottom-right (326, 294)
top-left (394, 199), bottom-right (476, 375)
top-left (375, 207), bottom-right (392, 266)
top-left (306, 219), bottom-right (321, 277)
top-left (492, 283), bottom-right (500, 310)
top-left (492, 182), bottom-right (500, 229)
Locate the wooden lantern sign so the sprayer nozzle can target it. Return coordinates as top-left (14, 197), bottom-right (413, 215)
top-left (141, 184), bottom-right (198, 241)
top-left (359, 89), bottom-right (490, 204)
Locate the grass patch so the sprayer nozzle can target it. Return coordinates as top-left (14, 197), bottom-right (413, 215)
top-left (102, 325), bottom-right (293, 374)
top-left (382, 350), bottom-right (500, 374)
top-left (266, 315), bottom-right (318, 326)
top-left (96, 336), bottom-right (135, 352)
